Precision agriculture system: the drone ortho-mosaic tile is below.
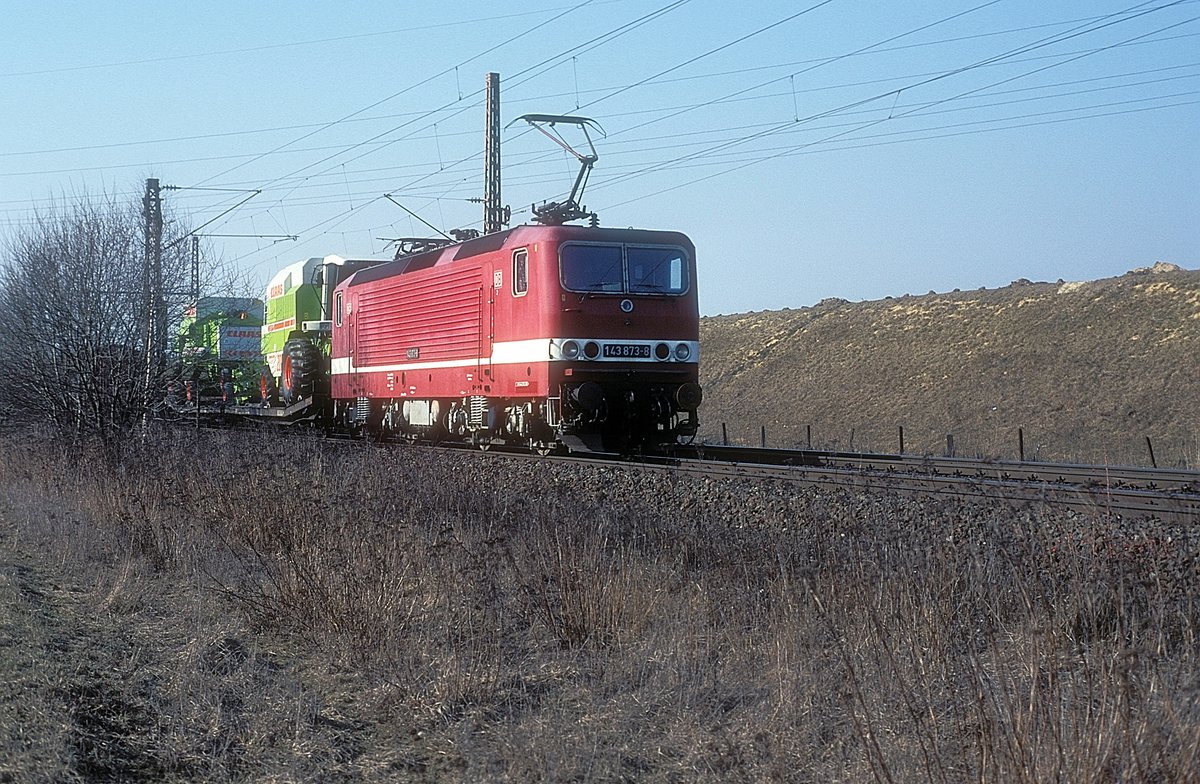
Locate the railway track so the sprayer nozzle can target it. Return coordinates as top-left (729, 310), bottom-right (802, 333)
top-left (638, 444), bottom-right (1200, 522)
top-left (670, 444), bottom-right (1198, 491)
top-left (368, 433), bottom-right (1200, 521)
top-left (166, 406), bottom-right (1200, 522)
top-left (464, 441), bottom-right (1198, 522)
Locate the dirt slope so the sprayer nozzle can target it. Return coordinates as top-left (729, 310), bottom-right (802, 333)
top-left (699, 263), bottom-right (1200, 465)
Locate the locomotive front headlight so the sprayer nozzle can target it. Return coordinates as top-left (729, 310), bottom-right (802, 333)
top-left (562, 340), bottom-right (581, 360)
top-left (655, 342), bottom-right (670, 360)
top-left (673, 342), bottom-right (692, 361)
top-left (583, 341), bottom-right (600, 360)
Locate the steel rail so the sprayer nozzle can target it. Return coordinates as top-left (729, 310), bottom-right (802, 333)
top-left (669, 444), bottom-right (1198, 492)
top-left (454, 446), bottom-right (1196, 522)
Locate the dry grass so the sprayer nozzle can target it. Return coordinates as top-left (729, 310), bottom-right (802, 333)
top-left (1, 426), bottom-right (1198, 782)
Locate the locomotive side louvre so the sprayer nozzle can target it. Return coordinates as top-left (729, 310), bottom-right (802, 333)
top-left (356, 264), bottom-right (489, 366)
top-left (333, 231), bottom-right (537, 404)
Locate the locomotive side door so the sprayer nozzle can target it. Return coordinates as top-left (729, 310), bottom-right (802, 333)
top-left (483, 265), bottom-right (497, 383)
top-left (345, 290), bottom-right (361, 396)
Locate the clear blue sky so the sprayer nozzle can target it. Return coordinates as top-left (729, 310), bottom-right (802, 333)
top-left (1, 0), bottom-right (1196, 315)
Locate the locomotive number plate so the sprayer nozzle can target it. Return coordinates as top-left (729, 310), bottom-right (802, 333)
top-left (602, 343), bottom-right (651, 359)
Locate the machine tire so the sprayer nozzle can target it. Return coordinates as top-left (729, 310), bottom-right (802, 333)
top-left (280, 338), bottom-right (322, 404)
top-left (260, 367), bottom-right (279, 406)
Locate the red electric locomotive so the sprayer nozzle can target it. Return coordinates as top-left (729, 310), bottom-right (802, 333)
top-left (329, 223), bottom-right (702, 452)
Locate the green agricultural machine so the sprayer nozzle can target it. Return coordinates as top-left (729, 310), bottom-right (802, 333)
top-left (173, 296), bottom-right (264, 405)
top-left (260, 255), bottom-right (383, 405)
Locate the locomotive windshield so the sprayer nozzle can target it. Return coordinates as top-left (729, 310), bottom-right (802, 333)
top-left (561, 244), bottom-right (624, 292)
top-left (627, 246), bottom-right (686, 294)
top-left (560, 243), bottom-right (689, 295)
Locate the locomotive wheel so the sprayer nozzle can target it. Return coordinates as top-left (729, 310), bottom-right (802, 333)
top-left (280, 338), bottom-right (321, 404)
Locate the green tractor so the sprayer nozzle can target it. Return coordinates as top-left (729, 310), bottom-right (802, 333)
top-left (174, 296), bottom-right (264, 406)
top-left (260, 255), bottom-right (382, 406)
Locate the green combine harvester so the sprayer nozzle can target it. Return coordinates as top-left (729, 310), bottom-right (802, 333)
top-left (260, 254), bottom-right (383, 405)
top-left (174, 296), bottom-right (264, 404)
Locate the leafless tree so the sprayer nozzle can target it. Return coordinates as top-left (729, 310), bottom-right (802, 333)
top-left (0, 192), bottom-right (193, 447)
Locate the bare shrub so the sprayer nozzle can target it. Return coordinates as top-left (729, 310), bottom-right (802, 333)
top-left (0, 194), bottom-right (201, 449)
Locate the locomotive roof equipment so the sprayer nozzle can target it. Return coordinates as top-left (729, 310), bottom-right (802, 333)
top-left (509, 114), bottom-right (606, 227)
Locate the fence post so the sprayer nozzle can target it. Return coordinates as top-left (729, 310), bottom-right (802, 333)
top-left (898, 426), bottom-right (904, 454)
top-left (721, 422), bottom-right (728, 446)
top-left (760, 425), bottom-right (766, 449)
top-left (806, 424), bottom-right (812, 449)
top-left (1018, 427), bottom-right (1025, 462)
top-left (946, 434), bottom-right (955, 457)
top-left (1146, 436), bottom-right (1157, 468)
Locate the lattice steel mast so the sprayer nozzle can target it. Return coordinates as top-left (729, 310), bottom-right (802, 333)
top-left (483, 72), bottom-right (509, 235)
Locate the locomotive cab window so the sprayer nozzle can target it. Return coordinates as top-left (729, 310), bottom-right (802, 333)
top-left (560, 242), bottom-right (689, 295)
top-left (561, 244), bottom-right (624, 293)
top-left (335, 291), bottom-right (344, 326)
top-left (512, 249), bottom-right (528, 297)
top-left (628, 246), bottom-right (687, 294)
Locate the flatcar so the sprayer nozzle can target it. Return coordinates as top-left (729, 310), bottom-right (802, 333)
top-left (315, 223), bottom-right (702, 452)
